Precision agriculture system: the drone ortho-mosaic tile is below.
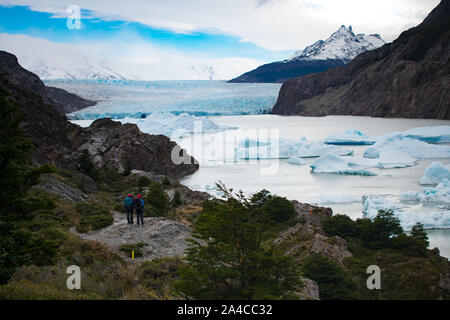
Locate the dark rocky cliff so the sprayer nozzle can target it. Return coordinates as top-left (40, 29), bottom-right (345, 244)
top-left (0, 50), bottom-right (198, 179)
top-left (272, 0), bottom-right (450, 119)
top-left (228, 59), bottom-right (345, 83)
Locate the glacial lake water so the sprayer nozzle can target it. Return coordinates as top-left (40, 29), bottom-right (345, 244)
top-left (176, 115), bottom-right (450, 258)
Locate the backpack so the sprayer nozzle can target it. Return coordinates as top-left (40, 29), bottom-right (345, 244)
top-left (124, 197), bottom-right (133, 207)
top-left (134, 198), bottom-right (143, 210)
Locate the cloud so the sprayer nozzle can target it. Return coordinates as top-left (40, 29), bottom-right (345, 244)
top-left (0, 0), bottom-right (441, 51)
top-left (0, 32), bottom-right (265, 80)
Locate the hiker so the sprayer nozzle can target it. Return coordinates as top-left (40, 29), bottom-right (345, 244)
top-left (134, 194), bottom-right (145, 226)
top-left (124, 194), bottom-right (134, 224)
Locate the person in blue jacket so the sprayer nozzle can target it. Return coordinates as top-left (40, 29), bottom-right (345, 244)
top-left (124, 194), bottom-right (134, 224)
top-left (134, 194), bottom-right (145, 226)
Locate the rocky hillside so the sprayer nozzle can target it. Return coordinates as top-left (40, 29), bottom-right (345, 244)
top-left (272, 0), bottom-right (450, 119)
top-left (0, 50), bottom-right (198, 179)
top-left (229, 25), bottom-right (384, 83)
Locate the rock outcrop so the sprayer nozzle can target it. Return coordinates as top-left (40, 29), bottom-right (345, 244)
top-left (272, 0), bottom-right (450, 119)
top-left (44, 86), bottom-right (96, 114)
top-left (75, 216), bottom-right (192, 261)
top-left (0, 50), bottom-right (198, 179)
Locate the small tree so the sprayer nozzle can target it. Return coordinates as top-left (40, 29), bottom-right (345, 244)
top-left (77, 149), bottom-right (99, 182)
top-left (146, 182), bottom-right (170, 216)
top-left (162, 176), bottom-right (171, 187)
top-left (137, 176), bottom-right (151, 188)
top-left (172, 190), bottom-right (182, 207)
top-left (302, 253), bottom-right (357, 300)
top-left (410, 222), bottom-right (429, 247)
top-left (262, 196), bottom-right (297, 222)
top-left (175, 183), bottom-right (302, 300)
top-left (123, 160), bottom-right (132, 176)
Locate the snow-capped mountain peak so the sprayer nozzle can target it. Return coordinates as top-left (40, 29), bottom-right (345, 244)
top-left (289, 25), bottom-right (385, 62)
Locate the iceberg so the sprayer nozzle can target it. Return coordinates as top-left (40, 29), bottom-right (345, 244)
top-left (362, 195), bottom-right (450, 230)
top-left (295, 142), bottom-right (353, 158)
top-left (364, 132), bottom-right (450, 159)
top-left (403, 126), bottom-right (450, 144)
top-left (114, 112), bottom-right (233, 138)
top-left (402, 179), bottom-right (450, 204)
top-left (377, 150), bottom-right (417, 169)
top-left (363, 147), bottom-right (380, 159)
top-left (311, 153), bottom-right (376, 176)
top-left (287, 156), bottom-right (306, 165)
top-left (235, 138), bottom-right (303, 159)
top-left (325, 130), bottom-right (376, 145)
top-left (419, 162), bottom-right (450, 185)
top-left (313, 194), bottom-right (361, 204)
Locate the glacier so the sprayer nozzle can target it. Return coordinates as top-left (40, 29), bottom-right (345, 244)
top-left (51, 80), bottom-right (281, 119)
top-left (325, 130), bottom-right (376, 145)
top-left (420, 162), bottom-right (450, 185)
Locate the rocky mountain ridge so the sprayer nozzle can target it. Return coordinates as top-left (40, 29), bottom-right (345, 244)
top-left (272, 0), bottom-right (450, 119)
top-left (229, 25), bottom-right (384, 83)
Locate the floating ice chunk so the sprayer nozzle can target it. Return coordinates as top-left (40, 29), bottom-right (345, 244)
top-left (403, 126), bottom-right (450, 144)
top-left (311, 153), bottom-right (376, 176)
top-left (325, 130), bottom-right (376, 145)
top-left (235, 138), bottom-right (303, 159)
top-left (295, 143), bottom-right (354, 158)
top-left (364, 147), bottom-right (380, 159)
top-left (362, 195), bottom-right (450, 230)
top-left (377, 150), bottom-right (417, 168)
top-left (367, 133), bottom-right (450, 159)
top-left (422, 179), bottom-right (450, 203)
top-left (362, 195), bottom-right (399, 218)
top-left (287, 156), bottom-right (306, 165)
top-left (400, 191), bottom-right (424, 202)
top-left (237, 138), bottom-right (271, 148)
top-left (419, 162), bottom-right (450, 185)
top-left (313, 194), bottom-right (361, 204)
top-left (115, 112), bottom-right (232, 138)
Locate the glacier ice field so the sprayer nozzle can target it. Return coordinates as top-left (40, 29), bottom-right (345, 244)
top-left (45, 79), bottom-right (282, 119)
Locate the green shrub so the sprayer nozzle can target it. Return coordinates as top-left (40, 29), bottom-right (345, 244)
top-left (119, 243), bottom-right (146, 258)
top-left (262, 196), bottom-right (296, 222)
top-left (410, 222), bottom-right (429, 247)
top-left (390, 234), bottom-right (427, 257)
top-left (77, 214), bottom-right (113, 233)
top-left (75, 202), bottom-right (109, 216)
top-left (75, 202), bottom-right (113, 233)
top-left (137, 176), bottom-right (151, 188)
top-left (250, 189), bottom-right (272, 207)
top-left (123, 161), bottom-right (132, 176)
top-left (146, 182), bottom-right (170, 216)
top-left (302, 253), bottom-right (357, 300)
top-left (172, 190), bottom-right (182, 207)
top-left (77, 150), bottom-right (99, 182)
top-left (162, 176), bottom-right (171, 187)
top-left (321, 214), bottom-right (358, 240)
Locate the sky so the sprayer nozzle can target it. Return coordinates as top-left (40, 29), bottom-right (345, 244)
top-left (0, 0), bottom-right (441, 79)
